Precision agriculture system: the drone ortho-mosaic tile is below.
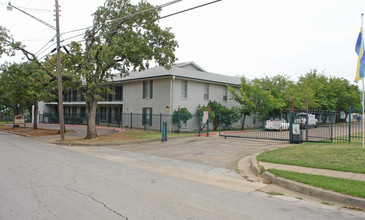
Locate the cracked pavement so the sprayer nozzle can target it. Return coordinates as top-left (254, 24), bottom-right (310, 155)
top-left (1, 131), bottom-right (365, 219)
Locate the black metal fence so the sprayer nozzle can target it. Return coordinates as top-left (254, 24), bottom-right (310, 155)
top-left (219, 108), bottom-right (364, 143)
top-left (39, 112), bottom-right (205, 133)
top-left (219, 114), bottom-right (291, 141)
top-left (32, 107), bottom-right (365, 143)
top-left (289, 110), bottom-right (363, 143)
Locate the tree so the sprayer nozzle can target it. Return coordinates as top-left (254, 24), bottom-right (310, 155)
top-left (1, 26), bottom-right (77, 131)
top-left (295, 69), bottom-right (328, 110)
top-left (228, 76), bottom-right (275, 130)
top-left (196, 100), bottom-right (240, 131)
top-left (60, 0), bottom-right (178, 139)
top-left (254, 75), bottom-right (293, 115)
top-left (172, 107), bottom-right (193, 132)
top-left (294, 69), bottom-right (361, 112)
top-left (0, 1), bottom-right (178, 139)
top-left (0, 62), bottom-right (56, 128)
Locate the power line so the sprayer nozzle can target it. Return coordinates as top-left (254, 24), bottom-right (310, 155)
top-left (35, 35), bottom-right (56, 56)
top-left (38, 0), bottom-right (182, 59)
top-left (39, 0), bottom-right (222, 59)
top-left (61, 0), bottom-right (183, 38)
top-left (63, 0), bottom-right (221, 45)
top-left (0, 2), bottom-right (51, 12)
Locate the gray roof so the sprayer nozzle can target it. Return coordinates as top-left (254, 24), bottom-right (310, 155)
top-left (112, 61), bottom-right (241, 86)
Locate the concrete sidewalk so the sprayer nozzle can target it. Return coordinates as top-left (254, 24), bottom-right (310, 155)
top-left (260, 161), bottom-right (365, 182)
top-left (237, 154), bottom-right (365, 209)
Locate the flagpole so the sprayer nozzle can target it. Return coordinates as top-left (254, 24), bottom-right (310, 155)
top-left (360, 13), bottom-right (365, 149)
top-left (362, 78), bottom-right (365, 149)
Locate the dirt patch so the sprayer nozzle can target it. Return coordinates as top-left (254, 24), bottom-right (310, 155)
top-left (67, 129), bottom-right (157, 143)
top-left (0, 126), bottom-right (67, 136)
top-left (0, 125), bottom-right (160, 143)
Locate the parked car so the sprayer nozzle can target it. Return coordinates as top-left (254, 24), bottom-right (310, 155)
top-left (265, 118), bottom-right (289, 131)
top-left (294, 113), bottom-right (318, 129)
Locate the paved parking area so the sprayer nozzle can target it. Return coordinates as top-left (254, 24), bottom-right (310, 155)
top-left (108, 136), bottom-right (290, 170)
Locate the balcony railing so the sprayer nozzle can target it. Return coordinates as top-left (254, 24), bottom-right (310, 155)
top-left (51, 95), bottom-right (123, 103)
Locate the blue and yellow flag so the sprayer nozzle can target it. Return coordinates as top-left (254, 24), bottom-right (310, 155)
top-left (355, 27), bottom-right (365, 81)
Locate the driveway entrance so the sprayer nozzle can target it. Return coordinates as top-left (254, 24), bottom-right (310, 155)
top-left (107, 136), bottom-right (289, 170)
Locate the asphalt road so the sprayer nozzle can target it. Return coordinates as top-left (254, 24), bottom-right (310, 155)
top-left (1, 131), bottom-right (365, 219)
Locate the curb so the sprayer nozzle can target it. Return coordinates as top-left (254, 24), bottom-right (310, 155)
top-left (249, 153), bottom-right (261, 176)
top-left (240, 154), bottom-right (365, 209)
top-left (55, 138), bottom-right (162, 146)
top-left (54, 134), bottom-right (198, 147)
top-left (261, 171), bottom-right (365, 209)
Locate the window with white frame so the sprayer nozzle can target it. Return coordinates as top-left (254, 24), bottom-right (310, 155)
top-left (223, 86), bottom-right (228, 102)
top-left (204, 84), bottom-right (209, 101)
top-left (181, 80), bottom-right (188, 99)
top-left (143, 80), bottom-right (153, 99)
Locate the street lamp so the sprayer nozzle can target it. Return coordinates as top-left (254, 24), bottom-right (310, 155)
top-left (7, 2), bottom-right (56, 30)
top-left (7, 1), bottom-right (65, 141)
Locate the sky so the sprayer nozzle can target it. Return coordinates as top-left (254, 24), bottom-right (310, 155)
top-left (0, 0), bottom-right (365, 84)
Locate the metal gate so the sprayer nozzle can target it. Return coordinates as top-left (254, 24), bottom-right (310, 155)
top-left (219, 109), bottom-right (362, 143)
top-left (219, 114), bottom-right (291, 141)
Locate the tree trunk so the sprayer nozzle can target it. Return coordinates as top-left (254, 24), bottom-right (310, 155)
top-left (85, 100), bottom-right (98, 140)
top-left (33, 99), bottom-right (38, 129)
top-left (241, 115), bottom-right (247, 130)
top-left (14, 104), bottom-right (20, 116)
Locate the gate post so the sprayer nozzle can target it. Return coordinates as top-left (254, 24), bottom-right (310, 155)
top-left (349, 107), bottom-right (352, 143)
top-left (178, 113), bottom-right (181, 134)
top-left (207, 114), bottom-right (210, 137)
top-left (198, 114), bottom-right (201, 137)
top-left (219, 115), bottom-right (222, 136)
top-left (331, 113), bottom-right (333, 143)
top-left (306, 110), bottom-right (309, 142)
top-left (289, 112), bottom-right (292, 143)
top-left (130, 112), bottom-right (133, 129)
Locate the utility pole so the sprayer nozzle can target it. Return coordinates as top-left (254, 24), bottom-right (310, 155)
top-left (55, 0), bottom-right (65, 141)
top-left (7, 1), bottom-right (65, 141)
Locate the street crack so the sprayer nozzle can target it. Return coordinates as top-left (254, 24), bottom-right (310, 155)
top-left (65, 178), bottom-right (128, 220)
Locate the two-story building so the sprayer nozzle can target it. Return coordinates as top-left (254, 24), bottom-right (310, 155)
top-left (37, 62), bottom-right (243, 131)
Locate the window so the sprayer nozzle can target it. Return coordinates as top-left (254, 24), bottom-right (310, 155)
top-left (71, 107), bottom-right (77, 117)
top-left (115, 86), bottom-right (123, 101)
top-left (181, 80), bottom-right (188, 99)
top-left (223, 86), bottom-right (228, 102)
top-left (143, 80), bottom-right (153, 99)
top-left (100, 107), bottom-right (107, 121)
top-left (108, 86), bottom-right (113, 101)
top-left (81, 107), bottom-right (86, 118)
top-left (142, 107), bottom-right (152, 126)
top-left (67, 90), bottom-right (71, 102)
top-left (103, 90), bottom-right (107, 101)
top-left (204, 84), bottom-right (209, 100)
top-left (72, 90), bottom-right (77, 101)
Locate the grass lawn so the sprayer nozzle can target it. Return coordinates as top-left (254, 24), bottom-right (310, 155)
top-left (268, 169), bottom-right (365, 199)
top-left (257, 141), bottom-right (365, 174)
top-left (126, 130), bottom-right (195, 140)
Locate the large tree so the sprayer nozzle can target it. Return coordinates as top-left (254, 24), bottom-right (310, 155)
top-left (0, 61), bottom-right (55, 128)
top-left (0, 0), bottom-right (178, 139)
top-left (64, 0), bottom-right (178, 139)
top-left (254, 75), bottom-right (293, 115)
top-left (228, 76), bottom-right (275, 130)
